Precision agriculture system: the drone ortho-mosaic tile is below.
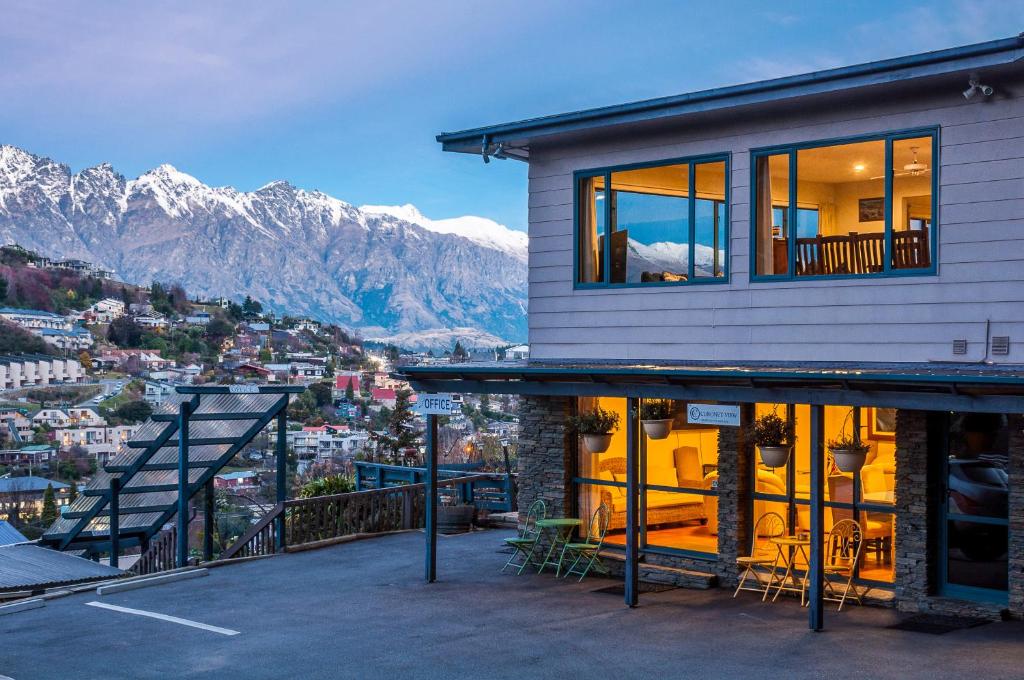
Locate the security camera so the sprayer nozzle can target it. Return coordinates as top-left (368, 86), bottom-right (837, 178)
top-left (964, 78), bottom-right (994, 99)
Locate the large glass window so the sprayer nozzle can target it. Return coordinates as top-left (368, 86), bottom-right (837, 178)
top-left (753, 131), bottom-right (935, 279)
top-left (751, 403), bottom-right (896, 584)
top-left (575, 156), bottom-right (728, 286)
top-left (574, 397), bottom-right (719, 557)
top-left (943, 412), bottom-right (1010, 596)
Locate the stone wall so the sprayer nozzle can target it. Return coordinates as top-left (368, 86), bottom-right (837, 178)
top-left (516, 395), bottom-right (574, 519)
top-left (893, 409), bottom-right (930, 611)
top-left (1007, 414), bottom-right (1024, 615)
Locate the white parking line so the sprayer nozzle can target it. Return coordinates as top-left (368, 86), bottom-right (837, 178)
top-left (85, 601), bottom-right (240, 636)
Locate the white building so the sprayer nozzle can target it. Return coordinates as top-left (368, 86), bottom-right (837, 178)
top-left (55, 424), bottom-right (136, 464)
top-left (286, 427), bottom-right (369, 462)
top-left (143, 381), bottom-right (176, 406)
top-left (504, 345), bottom-right (529, 361)
top-left (78, 298), bottom-right (126, 323)
top-left (66, 408), bottom-right (106, 427)
top-left (38, 326), bottom-right (94, 351)
top-left (134, 314), bottom-right (170, 330)
top-left (0, 307), bottom-right (68, 331)
top-left (0, 356), bottom-right (83, 390)
top-left (33, 409), bottom-right (72, 428)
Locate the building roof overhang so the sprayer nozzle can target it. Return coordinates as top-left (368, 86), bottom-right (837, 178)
top-left (436, 34), bottom-right (1024, 159)
top-left (400, 361), bottom-right (1024, 414)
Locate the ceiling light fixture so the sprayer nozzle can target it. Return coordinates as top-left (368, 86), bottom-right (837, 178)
top-left (853, 163), bottom-right (866, 173)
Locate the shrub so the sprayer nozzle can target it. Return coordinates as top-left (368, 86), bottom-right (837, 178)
top-left (299, 474), bottom-right (355, 498)
top-left (827, 436), bottom-right (869, 455)
top-left (566, 407), bottom-right (620, 435)
top-left (640, 399), bottom-right (672, 420)
top-left (752, 413), bottom-right (795, 447)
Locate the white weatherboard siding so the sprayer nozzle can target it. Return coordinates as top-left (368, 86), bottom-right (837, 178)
top-left (526, 78), bottom-right (1024, 364)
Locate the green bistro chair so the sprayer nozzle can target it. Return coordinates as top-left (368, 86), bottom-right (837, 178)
top-left (502, 499), bottom-right (546, 574)
top-left (558, 503), bottom-right (611, 581)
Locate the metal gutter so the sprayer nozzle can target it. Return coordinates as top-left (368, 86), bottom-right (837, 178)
top-left (399, 362), bottom-right (1024, 388)
top-left (436, 34), bottom-right (1024, 153)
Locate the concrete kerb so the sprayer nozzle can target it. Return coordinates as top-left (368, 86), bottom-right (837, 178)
top-left (96, 568), bottom-right (208, 595)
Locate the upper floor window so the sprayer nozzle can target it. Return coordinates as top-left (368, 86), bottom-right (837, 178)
top-left (752, 130), bottom-right (936, 279)
top-left (576, 155), bottom-right (728, 287)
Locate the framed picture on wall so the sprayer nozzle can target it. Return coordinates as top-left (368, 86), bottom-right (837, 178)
top-left (858, 197), bottom-right (884, 222)
top-left (868, 407), bottom-right (896, 440)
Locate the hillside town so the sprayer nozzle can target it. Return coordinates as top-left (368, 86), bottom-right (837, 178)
top-left (0, 244), bottom-right (522, 542)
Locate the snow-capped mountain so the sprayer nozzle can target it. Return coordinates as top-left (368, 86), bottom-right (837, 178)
top-left (0, 145), bottom-right (527, 342)
top-left (627, 239), bottom-right (720, 280)
top-left (366, 326), bottom-right (511, 352)
top-left (361, 203), bottom-right (527, 262)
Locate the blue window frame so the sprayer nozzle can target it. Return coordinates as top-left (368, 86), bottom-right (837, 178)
top-left (574, 153), bottom-right (731, 289)
top-left (749, 128), bottom-right (939, 282)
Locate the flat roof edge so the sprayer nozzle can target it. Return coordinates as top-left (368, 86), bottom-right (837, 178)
top-left (436, 34), bottom-right (1024, 150)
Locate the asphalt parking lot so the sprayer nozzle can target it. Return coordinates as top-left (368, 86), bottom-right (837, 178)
top-left (3, 529), bottom-right (1023, 680)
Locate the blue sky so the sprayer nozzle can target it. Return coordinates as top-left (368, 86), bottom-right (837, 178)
top-left (1, 1), bottom-right (1021, 232)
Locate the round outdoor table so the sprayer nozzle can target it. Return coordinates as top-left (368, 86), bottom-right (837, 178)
top-left (769, 535), bottom-right (811, 605)
top-left (535, 518), bottom-right (582, 575)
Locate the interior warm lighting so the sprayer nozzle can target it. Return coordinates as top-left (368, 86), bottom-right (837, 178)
top-left (853, 163), bottom-right (866, 173)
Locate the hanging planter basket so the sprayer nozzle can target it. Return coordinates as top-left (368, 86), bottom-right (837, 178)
top-left (641, 419), bottom-right (673, 440)
top-left (831, 449), bottom-right (868, 473)
top-left (758, 445), bottom-right (792, 468)
top-left (582, 433), bottom-right (614, 454)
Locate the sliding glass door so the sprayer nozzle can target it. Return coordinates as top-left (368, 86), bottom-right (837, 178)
top-left (940, 412), bottom-right (1010, 601)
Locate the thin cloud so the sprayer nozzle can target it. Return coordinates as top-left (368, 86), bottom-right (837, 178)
top-left (0, 2), bottom-right (534, 128)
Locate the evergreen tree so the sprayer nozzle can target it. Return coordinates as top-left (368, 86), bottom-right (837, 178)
top-left (242, 295), bottom-right (263, 316)
top-left (69, 481), bottom-right (78, 504)
top-left (0, 276), bottom-right (8, 301)
top-left (452, 341), bottom-right (468, 363)
top-left (370, 389), bottom-right (419, 464)
top-left (41, 484), bottom-right (58, 525)
top-left (344, 380), bottom-right (355, 403)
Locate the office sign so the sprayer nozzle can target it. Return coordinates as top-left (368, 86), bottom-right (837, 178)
top-left (687, 403), bottom-right (740, 427)
top-left (228, 385), bottom-right (261, 394)
top-left (416, 393), bottom-right (457, 415)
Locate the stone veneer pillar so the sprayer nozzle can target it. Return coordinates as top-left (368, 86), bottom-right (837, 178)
top-left (516, 395), bottom-right (574, 520)
top-left (1007, 414), bottom-right (1024, 615)
top-left (713, 402), bottom-right (754, 584)
top-left (894, 409), bottom-right (931, 612)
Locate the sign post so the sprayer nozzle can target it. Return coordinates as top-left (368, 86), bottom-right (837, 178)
top-left (417, 394), bottom-right (457, 582)
top-left (425, 414), bottom-right (438, 583)
top-left (415, 393), bottom-right (457, 416)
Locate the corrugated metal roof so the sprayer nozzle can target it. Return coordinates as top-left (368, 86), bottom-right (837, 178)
top-left (0, 520), bottom-right (28, 546)
top-left (0, 543), bottom-right (121, 591)
top-left (0, 477), bottom-right (69, 493)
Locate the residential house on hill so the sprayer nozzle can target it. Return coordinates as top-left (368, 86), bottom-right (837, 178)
top-left (333, 373), bottom-right (360, 400)
top-left (133, 313), bottom-right (169, 330)
top-left (0, 476), bottom-right (69, 520)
